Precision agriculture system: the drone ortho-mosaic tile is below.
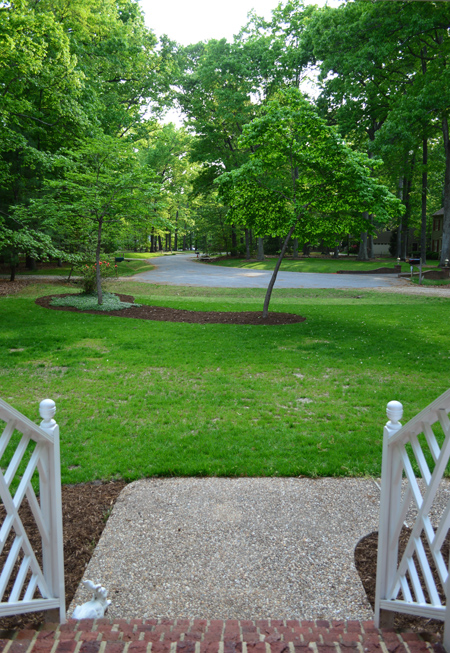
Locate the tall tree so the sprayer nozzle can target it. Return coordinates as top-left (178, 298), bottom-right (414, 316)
top-left (218, 88), bottom-right (402, 316)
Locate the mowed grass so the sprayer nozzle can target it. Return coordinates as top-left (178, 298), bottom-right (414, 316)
top-left (1, 280), bottom-right (449, 485)
top-left (13, 259), bottom-right (155, 277)
top-left (212, 257), bottom-right (436, 274)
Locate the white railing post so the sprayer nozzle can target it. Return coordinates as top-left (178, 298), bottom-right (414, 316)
top-left (375, 400), bottom-right (403, 628)
top-left (39, 400), bottom-right (65, 623)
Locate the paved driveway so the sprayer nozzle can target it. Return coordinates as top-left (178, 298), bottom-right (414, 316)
top-left (132, 254), bottom-right (402, 289)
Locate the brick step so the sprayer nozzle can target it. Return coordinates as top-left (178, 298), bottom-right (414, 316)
top-left (0, 620), bottom-right (443, 653)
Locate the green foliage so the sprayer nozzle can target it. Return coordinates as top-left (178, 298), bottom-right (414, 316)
top-left (75, 260), bottom-right (118, 294)
top-left (50, 291), bottom-right (139, 311)
top-left (218, 88), bottom-right (402, 240)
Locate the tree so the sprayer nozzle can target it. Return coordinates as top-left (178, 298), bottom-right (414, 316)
top-left (21, 136), bottom-right (164, 303)
top-left (217, 88), bottom-right (403, 316)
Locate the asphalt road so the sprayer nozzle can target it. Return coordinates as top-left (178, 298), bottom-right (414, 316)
top-left (132, 254), bottom-right (403, 289)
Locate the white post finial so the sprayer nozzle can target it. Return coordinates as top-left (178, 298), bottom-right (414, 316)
top-left (385, 400), bottom-right (403, 435)
top-left (40, 399), bottom-right (56, 428)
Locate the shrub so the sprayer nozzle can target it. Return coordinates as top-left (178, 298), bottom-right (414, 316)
top-left (76, 260), bottom-right (118, 294)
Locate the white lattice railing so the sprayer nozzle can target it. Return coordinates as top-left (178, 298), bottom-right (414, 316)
top-left (375, 388), bottom-right (450, 646)
top-left (0, 398), bottom-right (65, 622)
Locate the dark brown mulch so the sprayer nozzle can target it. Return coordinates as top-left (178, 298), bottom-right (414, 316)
top-left (35, 294), bottom-right (306, 326)
top-left (0, 481), bottom-right (126, 632)
top-left (355, 529), bottom-right (450, 636)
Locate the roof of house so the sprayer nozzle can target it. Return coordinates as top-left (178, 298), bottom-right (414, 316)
top-left (432, 207), bottom-right (444, 216)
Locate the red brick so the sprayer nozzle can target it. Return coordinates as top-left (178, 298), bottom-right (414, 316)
top-left (79, 641), bottom-right (102, 653)
top-left (341, 634), bottom-right (361, 645)
top-left (270, 622), bottom-right (284, 629)
top-left (346, 623), bottom-right (363, 634)
top-left (385, 644), bottom-right (407, 653)
top-left (16, 631), bottom-right (37, 641)
top-left (54, 641), bottom-right (78, 653)
top-left (103, 633), bottom-right (121, 642)
top-left (37, 631), bottom-right (57, 642)
top-left (0, 640), bottom-right (12, 652)
top-left (300, 623), bottom-right (315, 630)
top-left (405, 643), bottom-right (429, 653)
top-left (361, 623), bottom-right (377, 633)
top-left (151, 643), bottom-right (172, 653)
top-left (316, 622), bottom-right (330, 630)
top-left (269, 643), bottom-right (288, 653)
top-left (199, 643), bottom-right (220, 653)
top-left (255, 622), bottom-right (270, 630)
top-left (32, 642), bottom-right (54, 653)
top-left (144, 621), bottom-right (158, 627)
top-left (176, 621), bottom-right (191, 629)
top-left (223, 644), bottom-right (242, 653)
top-left (363, 646), bottom-right (384, 653)
top-left (77, 621), bottom-right (96, 632)
top-left (245, 644), bottom-right (265, 653)
top-left (242, 636), bottom-right (259, 644)
top-left (103, 644), bottom-right (126, 653)
top-left (331, 622), bottom-right (345, 631)
top-left (130, 621), bottom-right (143, 627)
top-left (79, 633), bottom-right (99, 643)
top-left (265, 635), bottom-right (282, 644)
top-left (399, 634), bottom-right (420, 643)
top-left (128, 643), bottom-right (147, 653)
top-left (121, 633), bottom-right (140, 642)
top-left (142, 635), bottom-right (162, 644)
top-left (176, 643), bottom-right (196, 653)
top-left (286, 622), bottom-right (300, 629)
top-left (292, 645), bottom-right (309, 651)
top-left (192, 621), bottom-right (207, 630)
top-left (9, 641), bottom-right (33, 653)
top-left (316, 645), bottom-right (337, 653)
top-left (137, 626), bottom-right (155, 634)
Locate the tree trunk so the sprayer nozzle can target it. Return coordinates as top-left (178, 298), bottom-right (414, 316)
top-left (257, 237), bottom-right (264, 261)
top-left (397, 178), bottom-right (403, 259)
top-left (303, 242), bottom-right (310, 256)
top-left (293, 238), bottom-right (299, 258)
top-left (357, 225), bottom-right (369, 261)
top-left (10, 264), bottom-right (16, 282)
top-left (158, 235), bottom-right (162, 251)
top-left (96, 218), bottom-right (103, 305)
top-left (421, 137), bottom-right (428, 264)
top-left (245, 228), bottom-right (250, 260)
top-left (333, 244), bottom-right (339, 258)
top-left (26, 255), bottom-right (37, 270)
top-left (262, 223), bottom-right (296, 318)
top-left (174, 210), bottom-right (178, 251)
top-left (231, 224), bottom-right (237, 250)
top-left (440, 116), bottom-right (450, 266)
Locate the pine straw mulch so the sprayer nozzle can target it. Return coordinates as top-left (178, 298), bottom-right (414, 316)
top-left (0, 481), bottom-right (126, 633)
top-left (355, 528), bottom-right (450, 637)
top-left (35, 293), bottom-right (306, 326)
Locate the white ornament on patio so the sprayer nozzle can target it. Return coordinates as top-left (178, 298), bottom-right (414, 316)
top-left (72, 580), bottom-right (111, 619)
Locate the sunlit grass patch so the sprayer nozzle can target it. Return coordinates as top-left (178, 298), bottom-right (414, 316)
top-left (0, 280), bottom-right (449, 483)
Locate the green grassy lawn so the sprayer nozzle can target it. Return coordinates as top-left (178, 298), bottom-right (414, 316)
top-left (11, 259), bottom-right (155, 277)
top-left (411, 277), bottom-right (450, 286)
top-left (211, 257), bottom-right (437, 274)
top-left (1, 280), bottom-right (449, 485)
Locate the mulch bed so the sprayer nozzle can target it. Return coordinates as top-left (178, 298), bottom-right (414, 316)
top-left (0, 481), bottom-right (126, 632)
top-left (35, 294), bottom-right (306, 326)
top-left (355, 529), bottom-right (449, 636)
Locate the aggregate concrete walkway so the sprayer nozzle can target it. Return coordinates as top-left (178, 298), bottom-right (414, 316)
top-left (0, 617), bottom-right (439, 653)
top-left (130, 255), bottom-right (402, 290)
top-left (70, 479), bottom-right (381, 623)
